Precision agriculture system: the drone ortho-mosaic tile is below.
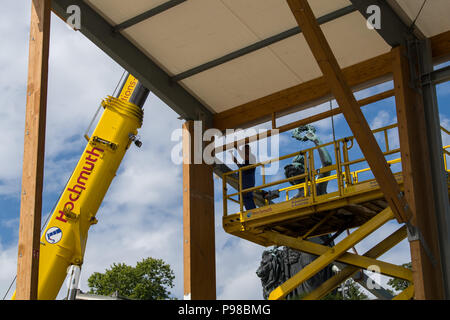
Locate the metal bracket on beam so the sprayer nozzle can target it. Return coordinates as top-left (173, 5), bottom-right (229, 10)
top-left (406, 221), bottom-right (438, 268)
top-left (406, 38), bottom-right (423, 90)
top-left (421, 65), bottom-right (450, 86)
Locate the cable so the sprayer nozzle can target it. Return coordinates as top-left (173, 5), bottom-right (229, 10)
top-left (409, 0), bottom-right (428, 32)
top-left (112, 69), bottom-right (127, 97)
top-left (2, 175), bottom-right (70, 300)
top-left (2, 276), bottom-right (15, 300)
top-left (330, 100), bottom-right (336, 144)
top-left (83, 69), bottom-right (127, 140)
top-left (330, 100), bottom-right (358, 255)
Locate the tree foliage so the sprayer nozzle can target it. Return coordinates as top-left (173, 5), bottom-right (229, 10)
top-left (387, 262), bottom-right (412, 292)
top-left (87, 257), bottom-right (175, 300)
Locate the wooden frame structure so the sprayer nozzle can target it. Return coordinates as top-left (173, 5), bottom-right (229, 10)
top-left (16, 0), bottom-right (450, 300)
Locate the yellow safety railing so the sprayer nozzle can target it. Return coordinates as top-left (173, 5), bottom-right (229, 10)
top-left (222, 123), bottom-right (450, 217)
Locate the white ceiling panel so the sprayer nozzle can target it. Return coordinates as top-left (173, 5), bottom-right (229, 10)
top-left (81, 0), bottom-right (449, 115)
top-left (267, 12), bottom-right (390, 84)
top-left (219, 0), bottom-right (352, 39)
top-left (179, 47), bottom-right (302, 113)
top-left (85, 0), bottom-right (168, 25)
top-left (122, 0), bottom-right (261, 75)
top-left (395, 0), bottom-right (450, 37)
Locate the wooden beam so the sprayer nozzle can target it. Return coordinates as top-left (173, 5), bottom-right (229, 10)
top-left (214, 89), bottom-right (395, 155)
top-left (264, 225), bottom-right (412, 282)
top-left (286, 0), bottom-right (410, 223)
top-left (392, 46), bottom-right (445, 299)
top-left (214, 30), bottom-right (450, 131)
top-left (16, 0), bottom-right (51, 300)
top-left (182, 121), bottom-right (216, 300)
top-left (276, 88), bottom-right (395, 133)
top-left (303, 226), bottom-right (407, 300)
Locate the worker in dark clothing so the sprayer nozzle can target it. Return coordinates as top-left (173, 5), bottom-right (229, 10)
top-left (230, 144), bottom-right (257, 211)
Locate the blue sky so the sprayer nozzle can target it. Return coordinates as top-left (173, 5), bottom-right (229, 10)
top-left (1, 2), bottom-right (449, 300)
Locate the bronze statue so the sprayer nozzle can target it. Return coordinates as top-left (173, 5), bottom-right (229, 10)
top-left (256, 249), bottom-right (285, 300)
top-left (284, 124), bottom-right (332, 197)
top-left (257, 125), bottom-right (335, 299)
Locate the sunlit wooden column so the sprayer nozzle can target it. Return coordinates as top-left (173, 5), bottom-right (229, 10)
top-left (16, 0), bottom-right (51, 300)
top-left (286, 0), bottom-right (411, 223)
top-left (392, 45), bottom-right (445, 299)
top-left (182, 120), bottom-right (216, 300)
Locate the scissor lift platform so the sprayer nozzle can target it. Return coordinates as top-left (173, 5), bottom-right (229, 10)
top-left (220, 123), bottom-right (450, 300)
top-left (223, 175), bottom-right (400, 246)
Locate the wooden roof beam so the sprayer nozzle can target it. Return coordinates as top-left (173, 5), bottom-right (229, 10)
top-left (285, 0), bottom-right (411, 223)
top-left (16, 0), bottom-right (51, 300)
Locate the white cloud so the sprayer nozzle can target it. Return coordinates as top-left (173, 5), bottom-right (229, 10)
top-left (441, 114), bottom-right (450, 147)
top-left (370, 110), bottom-right (392, 130)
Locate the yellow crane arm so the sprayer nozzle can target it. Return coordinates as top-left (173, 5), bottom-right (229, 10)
top-left (13, 74), bottom-right (148, 300)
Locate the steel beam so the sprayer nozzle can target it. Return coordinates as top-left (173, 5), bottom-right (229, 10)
top-left (423, 65), bottom-right (450, 85)
top-left (349, 0), bottom-right (423, 47)
top-left (51, 0), bottom-right (213, 124)
top-left (113, 0), bottom-right (187, 32)
top-left (171, 5), bottom-right (357, 82)
top-left (419, 39), bottom-right (450, 299)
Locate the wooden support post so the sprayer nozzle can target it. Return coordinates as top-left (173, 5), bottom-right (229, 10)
top-left (392, 46), bottom-right (445, 299)
top-left (182, 120), bottom-right (216, 300)
top-left (16, 0), bottom-right (51, 300)
top-left (286, 0), bottom-right (410, 223)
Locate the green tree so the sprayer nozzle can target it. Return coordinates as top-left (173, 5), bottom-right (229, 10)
top-left (387, 262), bottom-right (412, 292)
top-left (87, 257), bottom-right (175, 300)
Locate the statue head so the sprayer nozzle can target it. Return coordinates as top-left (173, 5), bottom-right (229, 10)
top-left (284, 154), bottom-right (306, 185)
top-left (256, 251), bottom-right (275, 283)
top-left (256, 249), bottom-right (284, 299)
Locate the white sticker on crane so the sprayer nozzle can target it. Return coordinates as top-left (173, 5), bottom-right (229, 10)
top-left (45, 227), bottom-right (63, 244)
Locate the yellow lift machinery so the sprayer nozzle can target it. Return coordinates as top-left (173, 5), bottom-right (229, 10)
top-left (221, 124), bottom-right (450, 300)
top-left (12, 73), bottom-right (148, 300)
